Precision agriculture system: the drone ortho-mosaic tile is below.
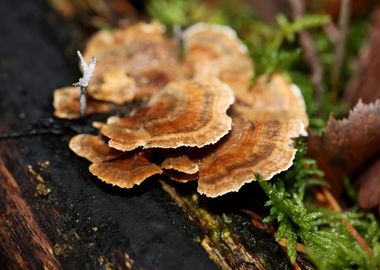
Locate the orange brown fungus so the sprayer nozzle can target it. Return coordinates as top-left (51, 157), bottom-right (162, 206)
top-left (197, 74), bottom-right (307, 197)
top-left (53, 87), bottom-right (113, 119)
top-left (235, 73), bottom-right (309, 129)
top-left (60, 23), bottom-right (309, 196)
top-left (198, 115), bottom-right (305, 197)
top-left (69, 134), bottom-right (162, 188)
top-left (89, 152), bottom-right (162, 188)
top-left (163, 170), bottom-right (198, 183)
top-left (183, 23), bottom-right (254, 99)
top-left (69, 134), bottom-right (123, 163)
top-left (161, 155), bottom-right (199, 174)
top-left (100, 79), bottom-right (234, 151)
top-left (88, 68), bottom-right (136, 105)
top-left (84, 22), bottom-right (184, 101)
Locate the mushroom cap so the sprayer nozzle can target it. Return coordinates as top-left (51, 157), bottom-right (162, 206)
top-left (161, 155), bottom-right (199, 174)
top-left (100, 78), bottom-right (234, 151)
top-left (183, 23), bottom-right (248, 71)
top-left (89, 152), bottom-right (162, 188)
top-left (236, 73), bottom-right (309, 131)
top-left (83, 21), bottom-right (184, 100)
top-left (87, 68), bottom-right (136, 105)
top-left (197, 74), bottom-right (308, 197)
top-left (69, 134), bottom-right (123, 163)
top-left (164, 170), bottom-right (198, 183)
top-left (53, 86), bottom-right (113, 119)
top-left (183, 23), bottom-right (253, 98)
top-left (197, 115), bottom-right (305, 197)
top-left (83, 21), bottom-right (167, 62)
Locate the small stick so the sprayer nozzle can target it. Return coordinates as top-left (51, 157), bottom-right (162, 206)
top-left (278, 238), bottom-right (306, 254)
top-left (73, 51), bottom-right (96, 117)
top-left (173, 24), bottom-right (185, 59)
top-left (320, 187), bottom-right (373, 257)
top-left (323, 22), bottom-right (340, 45)
top-left (288, 0), bottom-right (324, 114)
top-left (241, 209), bottom-right (306, 269)
top-left (331, 0), bottom-right (351, 88)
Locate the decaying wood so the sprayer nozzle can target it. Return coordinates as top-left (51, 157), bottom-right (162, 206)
top-left (0, 159), bottom-right (61, 270)
top-left (160, 180), bottom-right (293, 270)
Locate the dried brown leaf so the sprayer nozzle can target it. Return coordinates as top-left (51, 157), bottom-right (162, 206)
top-left (308, 100), bottom-right (380, 196)
top-left (358, 158), bottom-right (380, 213)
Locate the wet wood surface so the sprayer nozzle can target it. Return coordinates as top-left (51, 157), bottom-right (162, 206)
top-left (0, 1), bottom-right (219, 269)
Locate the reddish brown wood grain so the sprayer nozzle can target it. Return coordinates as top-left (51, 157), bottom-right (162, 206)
top-left (0, 159), bottom-right (61, 270)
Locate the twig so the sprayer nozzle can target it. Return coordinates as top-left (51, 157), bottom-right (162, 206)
top-left (320, 188), bottom-right (373, 257)
top-left (241, 209), bottom-right (306, 269)
top-left (173, 24), bottom-right (184, 59)
top-left (331, 0), bottom-right (351, 89)
top-left (73, 51), bottom-right (96, 117)
top-left (278, 238), bottom-right (306, 254)
top-left (288, 0), bottom-right (324, 114)
top-left (323, 22), bottom-right (340, 46)
top-left (239, 209), bottom-right (275, 234)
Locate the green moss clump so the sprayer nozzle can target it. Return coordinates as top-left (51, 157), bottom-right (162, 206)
top-left (258, 141), bottom-right (380, 268)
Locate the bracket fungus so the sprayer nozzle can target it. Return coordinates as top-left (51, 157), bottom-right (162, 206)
top-left (197, 114), bottom-right (306, 197)
top-left (197, 75), bottom-right (307, 197)
top-left (88, 68), bottom-right (137, 105)
top-left (69, 134), bottom-right (162, 188)
top-left (69, 134), bottom-right (124, 163)
top-left (161, 155), bottom-right (199, 175)
top-left (100, 78), bottom-right (234, 151)
top-left (89, 154), bottom-right (162, 189)
top-left (60, 22), bottom-right (308, 197)
top-left (53, 87), bottom-right (113, 119)
top-left (183, 23), bottom-right (254, 99)
top-left (84, 21), bottom-right (184, 101)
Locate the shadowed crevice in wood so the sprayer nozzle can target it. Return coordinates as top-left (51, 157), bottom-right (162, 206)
top-left (160, 180), bottom-right (292, 270)
top-left (0, 159), bottom-right (61, 270)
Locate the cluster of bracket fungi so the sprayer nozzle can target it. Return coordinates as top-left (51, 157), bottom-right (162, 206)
top-left (53, 21), bottom-right (308, 197)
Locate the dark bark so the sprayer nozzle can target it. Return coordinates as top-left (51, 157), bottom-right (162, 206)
top-left (0, 1), bottom-right (216, 269)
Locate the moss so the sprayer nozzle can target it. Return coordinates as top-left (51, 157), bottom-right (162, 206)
top-left (160, 181), bottom-right (288, 269)
top-left (34, 182), bottom-right (52, 198)
top-left (257, 141), bottom-right (380, 268)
